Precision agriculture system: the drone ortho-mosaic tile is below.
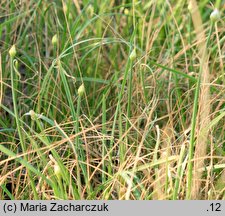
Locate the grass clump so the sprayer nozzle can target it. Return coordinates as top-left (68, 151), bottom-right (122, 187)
top-left (0, 0), bottom-right (224, 200)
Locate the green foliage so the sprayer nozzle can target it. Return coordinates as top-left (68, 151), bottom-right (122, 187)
top-left (0, 0), bottom-right (224, 200)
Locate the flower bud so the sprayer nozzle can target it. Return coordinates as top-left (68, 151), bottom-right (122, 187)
top-left (9, 45), bottom-right (16, 58)
top-left (52, 34), bottom-right (58, 46)
top-left (13, 59), bottom-right (21, 79)
top-left (120, 7), bottom-right (124, 13)
top-left (187, 2), bottom-right (193, 12)
top-left (210, 9), bottom-right (220, 22)
top-left (29, 110), bottom-right (36, 120)
top-left (54, 163), bottom-right (61, 179)
top-left (87, 4), bottom-right (94, 18)
top-left (124, 8), bottom-right (129, 15)
top-left (78, 84), bottom-right (85, 96)
top-left (129, 48), bottom-right (136, 61)
top-left (68, 13), bottom-right (73, 20)
top-left (14, 59), bottom-right (19, 70)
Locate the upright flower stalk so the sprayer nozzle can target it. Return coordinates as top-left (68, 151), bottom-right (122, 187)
top-left (9, 45), bottom-right (38, 199)
top-left (9, 45), bottom-right (26, 153)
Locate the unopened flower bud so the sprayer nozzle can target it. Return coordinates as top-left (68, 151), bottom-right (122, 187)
top-left (9, 45), bottom-right (16, 58)
top-left (78, 84), bottom-right (85, 96)
top-left (29, 110), bottom-right (36, 120)
top-left (210, 9), bottom-right (220, 22)
top-left (68, 13), bottom-right (73, 20)
top-left (87, 4), bottom-right (94, 18)
top-left (14, 59), bottom-right (19, 70)
top-left (187, 2), bottom-right (193, 12)
top-left (52, 34), bottom-right (58, 46)
top-left (54, 163), bottom-right (61, 179)
top-left (129, 48), bottom-right (136, 61)
top-left (124, 8), bottom-right (129, 15)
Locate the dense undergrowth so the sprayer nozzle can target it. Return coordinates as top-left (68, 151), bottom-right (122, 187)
top-left (0, 0), bottom-right (224, 199)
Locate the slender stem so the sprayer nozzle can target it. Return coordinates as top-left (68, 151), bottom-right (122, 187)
top-left (75, 95), bottom-right (82, 196)
top-left (102, 94), bottom-right (106, 183)
top-left (10, 57), bottom-right (38, 199)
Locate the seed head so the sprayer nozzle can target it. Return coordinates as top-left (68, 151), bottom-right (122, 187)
top-left (9, 45), bottom-right (16, 58)
top-left (210, 9), bottom-right (220, 22)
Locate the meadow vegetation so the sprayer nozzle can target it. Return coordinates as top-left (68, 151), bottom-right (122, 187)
top-left (0, 0), bottom-right (224, 199)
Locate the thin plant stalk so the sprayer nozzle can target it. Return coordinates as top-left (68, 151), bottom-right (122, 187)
top-left (186, 19), bottom-right (214, 199)
top-left (101, 94), bottom-right (107, 183)
top-left (10, 54), bottom-right (38, 199)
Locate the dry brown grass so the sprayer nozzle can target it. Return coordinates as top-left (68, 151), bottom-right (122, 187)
top-left (189, 0), bottom-right (211, 199)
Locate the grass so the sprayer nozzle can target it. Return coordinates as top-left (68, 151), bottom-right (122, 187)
top-left (0, 0), bottom-right (224, 200)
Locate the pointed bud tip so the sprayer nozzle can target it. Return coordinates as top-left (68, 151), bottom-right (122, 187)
top-left (78, 84), bottom-right (85, 96)
top-left (52, 34), bottom-right (58, 45)
top-left (9, 45), bottom-right (16, 58)
top-left (129, 48), bottom-right (136, 61)
top-left (54, 163), bottom-right (61, 179)
top-left (87, 4), bottom-right (94, 18)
